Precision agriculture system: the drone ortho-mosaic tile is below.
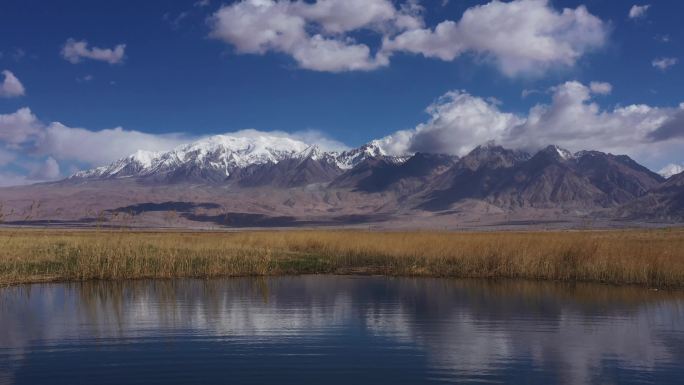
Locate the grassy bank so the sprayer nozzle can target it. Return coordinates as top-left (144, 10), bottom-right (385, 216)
top-left (1, 228), bottom-right (683, 288)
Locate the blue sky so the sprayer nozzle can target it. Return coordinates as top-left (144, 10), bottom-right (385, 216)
top-left (0, 0), bottom-right (683, 184)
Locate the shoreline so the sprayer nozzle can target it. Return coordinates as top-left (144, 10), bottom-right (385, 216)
top-left (2, 273), bottom-right (681, 293)
top-left (1, 228), bottom-right (683, 288)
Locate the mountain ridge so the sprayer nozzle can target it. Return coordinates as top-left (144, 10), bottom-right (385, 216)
top-left (2, 134), bottom-right (681, 228)
top-left (70, 134), bottom-right (406, 183)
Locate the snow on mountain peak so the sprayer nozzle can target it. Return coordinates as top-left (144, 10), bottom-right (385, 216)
top-left (71, 133), bottom-right (313, 179)
top-left (69, 133), bottom-right (402, 180)
top-left (541, 145), bottom-right (575, 160)
top-left (168, 134), bottom-right (312, 166)
top-left (129, 150), bottom-right (160, 168)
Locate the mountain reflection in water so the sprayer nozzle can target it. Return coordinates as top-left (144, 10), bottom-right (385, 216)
top-left (1, 276), bottom-right (683, 385)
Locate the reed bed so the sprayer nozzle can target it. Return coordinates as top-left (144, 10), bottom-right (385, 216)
top-left (0, 228), bottom-right (683, 288)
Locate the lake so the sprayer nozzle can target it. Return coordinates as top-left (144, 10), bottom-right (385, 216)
top-left (1, 276), bottom-right (683, 384)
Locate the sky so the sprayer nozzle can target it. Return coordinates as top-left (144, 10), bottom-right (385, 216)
top-left (0, 0), bottom-right (683, 185)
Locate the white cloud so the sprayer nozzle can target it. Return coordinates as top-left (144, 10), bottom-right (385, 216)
top-left (504, 82), bottom-right (674, 159)
top-left (382, 21), bottom-right (464, 61)
top-left (61, 39), bottom-right (126, 64)
top-left (652, 57), bottom-right (678, 71)
top-left (376, 81), bottom-right (684, 169)
top-left (208, 0), bottom-right (397, 72)
top-left (0, 108), bottom-right (43, 145)
top-left (383, 0), bottom-right (607, 77)
top-left (209, 0), bottom-right (605, 76)
top-left (658, 163), bottom-right (683, 178)
top-left (37, 123), bottom-right (193, 165)
top-left (277, 129), bottom-right (348, 151)
top-left (0, 70), bottom-right (26, 98)
top-left (195, 0), bottom-right (210, 7)
top-left (297, 0), bottom-right (399, 34)
top-left (29, 157), bottom-right (61, 180)
top-left (629, 4), bottom-right (650, 19)
top-left (289, 35), bottom-right (389, 72)
top-left (589, 81), bottom-right (612, 95)
top-left (385, 90), bottom-right (523, 156)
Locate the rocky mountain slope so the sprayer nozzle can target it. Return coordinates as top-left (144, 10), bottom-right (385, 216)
top-left (617, 171), bottom-right (684, 220)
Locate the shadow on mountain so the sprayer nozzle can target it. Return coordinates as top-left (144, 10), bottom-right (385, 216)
top-left (1, 218), bottom-right (100, 227)
top-left (110, 202), bottom-right (222, 215)
top-left (182, 212), bottom-right (390, 227)
top-left (183, 213), bottom-right (301, 227)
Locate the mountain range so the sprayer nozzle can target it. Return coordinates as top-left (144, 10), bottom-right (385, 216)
top-left (0, 134), bottom-right (682, 229)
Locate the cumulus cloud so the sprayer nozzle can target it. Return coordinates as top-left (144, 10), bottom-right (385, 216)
top-left (628, 4), bottom-right (650, 19)
top-left (652, 57), bottom-right (678, 71)
top-left (504, 82), bottom-right (674, 158)
top-left (383, 0), bottom-right (607, 77)
top-left (375, 81), bottom-right (684, 169)
top-left (61, 39), bottom-right (126, 64)
top-left (0, 70), bottom-right (25, 98)
top-left (208, 0), bottom-right (606, 76)
top-left (0, 108), bottom-right (43, 145)
top-left (208, 0), bottom-right (399, 72)
top-left (408, 91), bottom-right (522, 155)
top-left (647, 109), bottom-right (684, 141)
top-left (297, 0), bottom-right (399, 34)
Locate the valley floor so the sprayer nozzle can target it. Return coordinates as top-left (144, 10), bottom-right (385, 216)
top-left (1, 228), bottom-right (683, 288)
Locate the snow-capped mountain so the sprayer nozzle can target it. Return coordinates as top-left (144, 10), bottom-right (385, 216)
top-left (658, 163), bottom-right (684, 179)
top-left (10, 139), bottom-right (682, 225)
top-left (71, 134), bottom-right (406, 182)
top-left (73, 134), bottom-right (312, 179)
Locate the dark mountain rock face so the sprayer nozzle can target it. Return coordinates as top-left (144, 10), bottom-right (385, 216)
top-left (329, 157), bottom-right (399, 192)
top-left (490, 157), bottom-right (604, 209)
top-left (617, 172), bottom-right (684, 219)
top-left (419, 145), bottom-right (532, 210)
top-left (330, 153), bottom-right (458, 193)
top-left (573, 151), bottom-right (664, 205)
top-left (151, 163), bottom-right (232, 184)
top-left (420, 145), bottom-right (667, 211)
top-left (238, 157), bottom-right (344, 188)
top-left (458, 143), bottom-right (530, 171)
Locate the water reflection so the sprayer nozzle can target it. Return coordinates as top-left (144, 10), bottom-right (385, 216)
top-left (1, 277), bottom-right (683, 385)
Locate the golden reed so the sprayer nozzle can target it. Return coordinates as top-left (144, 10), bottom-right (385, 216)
top-left (1, 228), bottom-right (682, 288)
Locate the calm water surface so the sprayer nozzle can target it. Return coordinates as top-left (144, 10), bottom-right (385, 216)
top-left (1, 276), bottom-right (683, 385)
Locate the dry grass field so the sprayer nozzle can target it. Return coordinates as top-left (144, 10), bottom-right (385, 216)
top-left (1, 228), bottom-right (683, 288)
